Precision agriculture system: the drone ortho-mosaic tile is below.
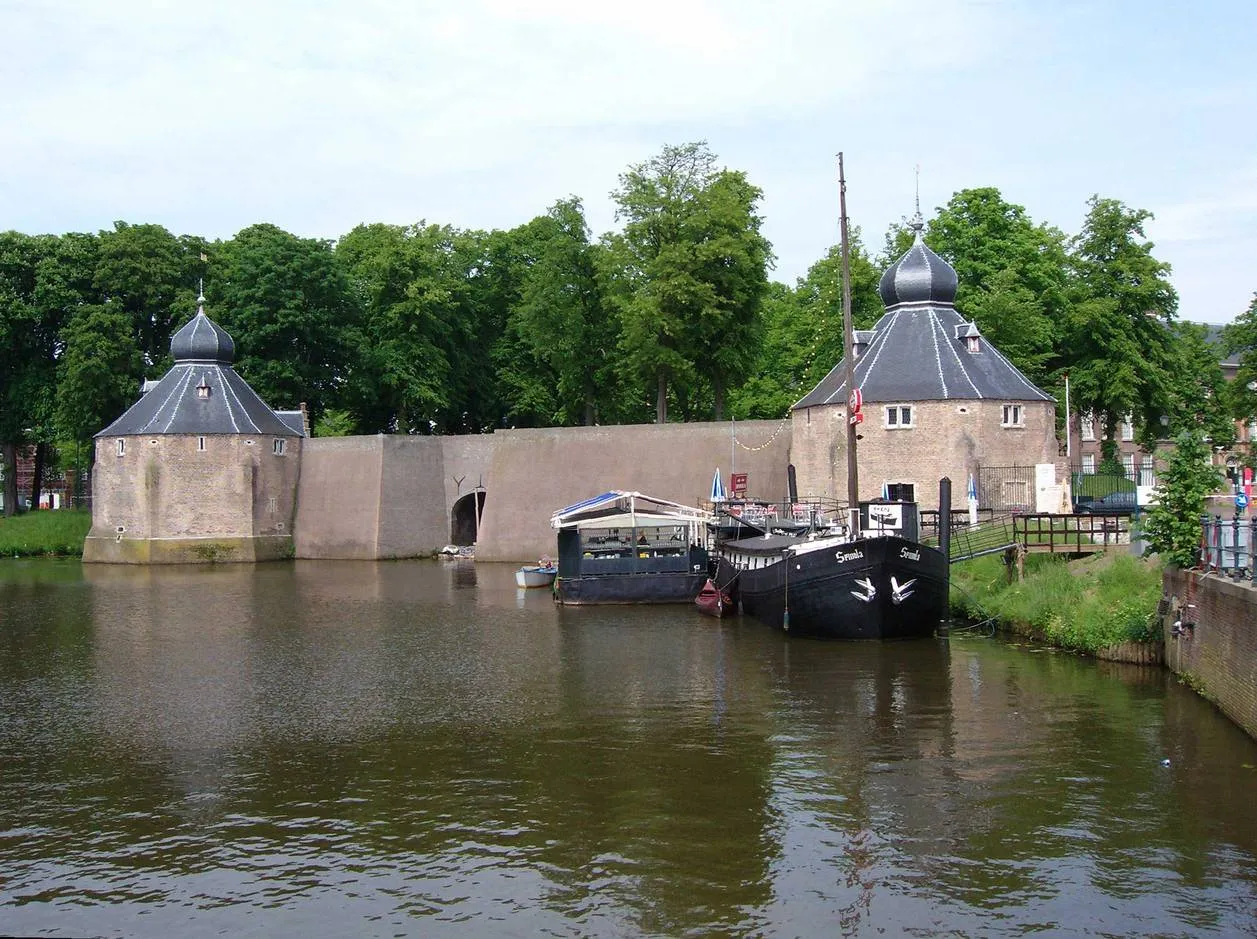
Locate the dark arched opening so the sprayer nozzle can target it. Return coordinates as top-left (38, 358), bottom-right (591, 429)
top-left (450, 490), bottom-right (486, 546)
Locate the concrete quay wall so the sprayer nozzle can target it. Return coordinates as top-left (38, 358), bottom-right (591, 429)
top-left (1161, 568), bottom-right (1257, 740)
top-left (293, 421), bottom-right (792, 562)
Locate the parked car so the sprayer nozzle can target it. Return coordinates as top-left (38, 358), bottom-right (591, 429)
top-left (1073, 490), bottom-right (1137, 516)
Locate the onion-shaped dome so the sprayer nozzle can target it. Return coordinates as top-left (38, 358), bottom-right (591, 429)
top-left (170, 298), bottom-right (235, 363)
top-left (878, 218), bottom-right (958, 308)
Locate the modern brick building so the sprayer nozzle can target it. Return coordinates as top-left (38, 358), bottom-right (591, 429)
top-left (790, 216), bottom-right (1062, 512)
top-left (83, 296), bottom-right (306, 563)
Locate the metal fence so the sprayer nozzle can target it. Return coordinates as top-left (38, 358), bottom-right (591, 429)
top-left (1201, 515), bottom-right (1257, 584)
top-left (977, 466), bottom-right (1037, 514)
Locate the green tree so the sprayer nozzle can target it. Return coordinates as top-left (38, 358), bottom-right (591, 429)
top-left (501, 198), bottom-right (615, 426)
top-left (1141, 431), bottom-right (1222, 567)
top-left (1167, 321), bottom-right (1234, 448)
top-left (604, 141), bottom-right (771, 422)
top-left (336, 222), bottom-right (469, 434)
top-left (730, 234), bottom-right (880, 419)
top-left (1222, 293), bottom-right (1257, 453)
top-left (1061, 197), bottom-right (1178, 462)
top-left (55, 303), bottom-right (146, 445)
top-left (94, 222), bottom-right (201, 372)
top-left (0, 232), bottom-right (101, 513)
top-left (213, 224), bottom-right (356, 425)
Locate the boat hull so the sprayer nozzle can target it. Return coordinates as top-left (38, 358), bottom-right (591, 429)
top-left (718, 535), bottom-right (947, 639)
top-left (554, 572), bottom-right (709, 605)
top-left (516, 566), bottom-right (557, 588)
top-left (694, 578), bottom-right (733, 617)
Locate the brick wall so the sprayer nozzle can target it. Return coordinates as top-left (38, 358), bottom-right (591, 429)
top-left (1162, 568), bottom-right (1257, 740)
top-left (86, 433), bottom-right (299, 562)
top-left (791, 398), bottom-right (1060, 510)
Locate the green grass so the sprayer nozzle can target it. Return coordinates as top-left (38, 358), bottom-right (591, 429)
top-left (0, 510), bottom-right (92, 557)
top-left (950, 551), bottom-right (1162, 653)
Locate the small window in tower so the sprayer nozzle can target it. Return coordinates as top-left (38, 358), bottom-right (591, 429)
top-left (116, 439), bottom-right (126, 457)
top-left (198, 436), bottom-right (206, 452)
top-left (273, 438), bottom-right (286, 456)
top-left (1001, 404), bottom-right (1024, 427)
top-left (196, 379), bottom-right (211, 399)
top-left (884, 405), bottom-right (914, 429)
top-left (966, 336), bottom-right (981, 353)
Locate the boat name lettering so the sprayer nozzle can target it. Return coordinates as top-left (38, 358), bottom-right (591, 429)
top-left (835, 549), bottom-right (865, 564)
top-left (899, 547), bottom-right (921, 561)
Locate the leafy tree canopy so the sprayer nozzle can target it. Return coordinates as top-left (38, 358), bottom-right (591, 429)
top-left (1141, 430), bottom-right (1222, 567)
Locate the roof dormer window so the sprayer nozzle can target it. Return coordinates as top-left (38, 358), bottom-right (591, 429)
top-left (196, 377), bottom-right (211, 400)
top-left (966, 336), bottom-right (981, 353)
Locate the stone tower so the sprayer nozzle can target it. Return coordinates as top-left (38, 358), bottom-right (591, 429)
top-left (83, 297), bottom-right (305, 563)
top-left (789, 216), bottom-right (1060, 511)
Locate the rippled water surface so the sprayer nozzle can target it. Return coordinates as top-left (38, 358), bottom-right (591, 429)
top-left (2, 558), bottom-right (1256, 937)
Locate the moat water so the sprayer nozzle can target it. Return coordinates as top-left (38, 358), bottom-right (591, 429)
top-left (2, 558), bottom-right (1256, 937)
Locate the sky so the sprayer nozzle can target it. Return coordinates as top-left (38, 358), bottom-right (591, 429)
top-left (3, 0), bottom-right (1255, 325)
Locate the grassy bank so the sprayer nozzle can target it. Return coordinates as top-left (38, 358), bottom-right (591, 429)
top-left (950, 551), bottom-right (1163, 654)
top-left (0, 510), bottom-right (91, 557)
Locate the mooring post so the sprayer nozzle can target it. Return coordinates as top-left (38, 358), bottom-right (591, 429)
top-left (939, 477), bottom-right (951, 636)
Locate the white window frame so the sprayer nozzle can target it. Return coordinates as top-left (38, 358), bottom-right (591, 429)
top-left (1140, 454), bottom-right (1155, 487)
top-left (273, 438), bottom-right (287, 456)
top-left (1080, 414), bottom-right (1095, 442)
top-left (116, 439), bottom-right (126, 457)
top-left (966, 336), bottom-right (981, 354)
top-left (884, 405), bottom-right (914, 429)
top-left (1121, 415), bottom-right (1134, 441)
top-left (1081, 453), bottom-right (1095, 474)
top-left (1122, 452), bottom-right (1135, 477)
top-left (198, 436), bottom-right (206, 452)
top-left (1001, 404), bottom-right (1024, 428)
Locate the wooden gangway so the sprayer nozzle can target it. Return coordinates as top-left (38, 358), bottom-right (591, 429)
top-left (924, 512), bottom-right (1133, 564)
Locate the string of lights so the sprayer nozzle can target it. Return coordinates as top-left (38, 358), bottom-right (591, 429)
top-left (733, 415), bottom-right (790, 452)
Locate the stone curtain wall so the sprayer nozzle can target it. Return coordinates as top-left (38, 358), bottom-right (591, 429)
top-left (790, 399), bottom-right (1059, 510)
top-left (1162, 568), bottom-right (1257, 740)
top-left (473, 423), bottom-right (791, 562)
top-left (292, 421), bottom-right (792, 562)
top-left (293, 436), bottom-right (386, 559)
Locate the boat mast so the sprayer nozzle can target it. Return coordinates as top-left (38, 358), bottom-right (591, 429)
top-left (838, 152), bottom-right (859, 530)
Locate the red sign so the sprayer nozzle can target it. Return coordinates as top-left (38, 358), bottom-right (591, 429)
top-left (848, 388), bottom-right (863, 413)
top-left (731, 473), bottom-right (748, 496)
top-left (849, 412), bottom-right (864, 425)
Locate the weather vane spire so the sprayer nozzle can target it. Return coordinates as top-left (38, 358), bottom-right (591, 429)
top-left (912, 163), bottom-right (923, 230)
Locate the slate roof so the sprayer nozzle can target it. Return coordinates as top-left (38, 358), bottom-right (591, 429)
top-left (878, 225), bottom-right (958, 307)
top-left (96, 303), bottom-right (299, 438)
top-left (794, 223), bottom-right (1054, 409)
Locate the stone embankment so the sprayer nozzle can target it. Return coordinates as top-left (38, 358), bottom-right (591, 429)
top-left (1160, 569), bottom-right (1257, 741)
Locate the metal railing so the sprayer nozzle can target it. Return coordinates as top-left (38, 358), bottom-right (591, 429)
top-left (1201, 515), bottom-right (1257, 584)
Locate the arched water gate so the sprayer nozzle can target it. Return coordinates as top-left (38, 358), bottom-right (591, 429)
top-left (450, 490), bottom-right (486, 546)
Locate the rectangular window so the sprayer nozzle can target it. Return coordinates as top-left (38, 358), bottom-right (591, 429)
top-left (116, 439), bottom-right (125, 457)
top-left (884, 405), bottom-right (913, 428)
top-left (1248, 421), bottom-right (1257, 443)
top-left (198, 436), bottom-right (206, 452)
top-left (887, 483), bottom-right (915, 502)
top-left (1080, 415), bottom-right (1095, 441)
top-left (1001, 404), bottom-right (1024, 427)
top-left (966, 337), bottom-right (981, 353)
top-left (1121, 416), bottom-right (1134, 441)
top-left (273, 438), bottom-right (286, 456)
top-left (1140, 455), bottom-right (1155, 487)
top-left (1122, 452), bottom-right (1135, 477)
top-left (1082, 454), bottom-right (1095, 474)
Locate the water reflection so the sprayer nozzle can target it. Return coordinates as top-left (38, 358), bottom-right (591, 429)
top-left (1, 560), bottom-right (1256, 937)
